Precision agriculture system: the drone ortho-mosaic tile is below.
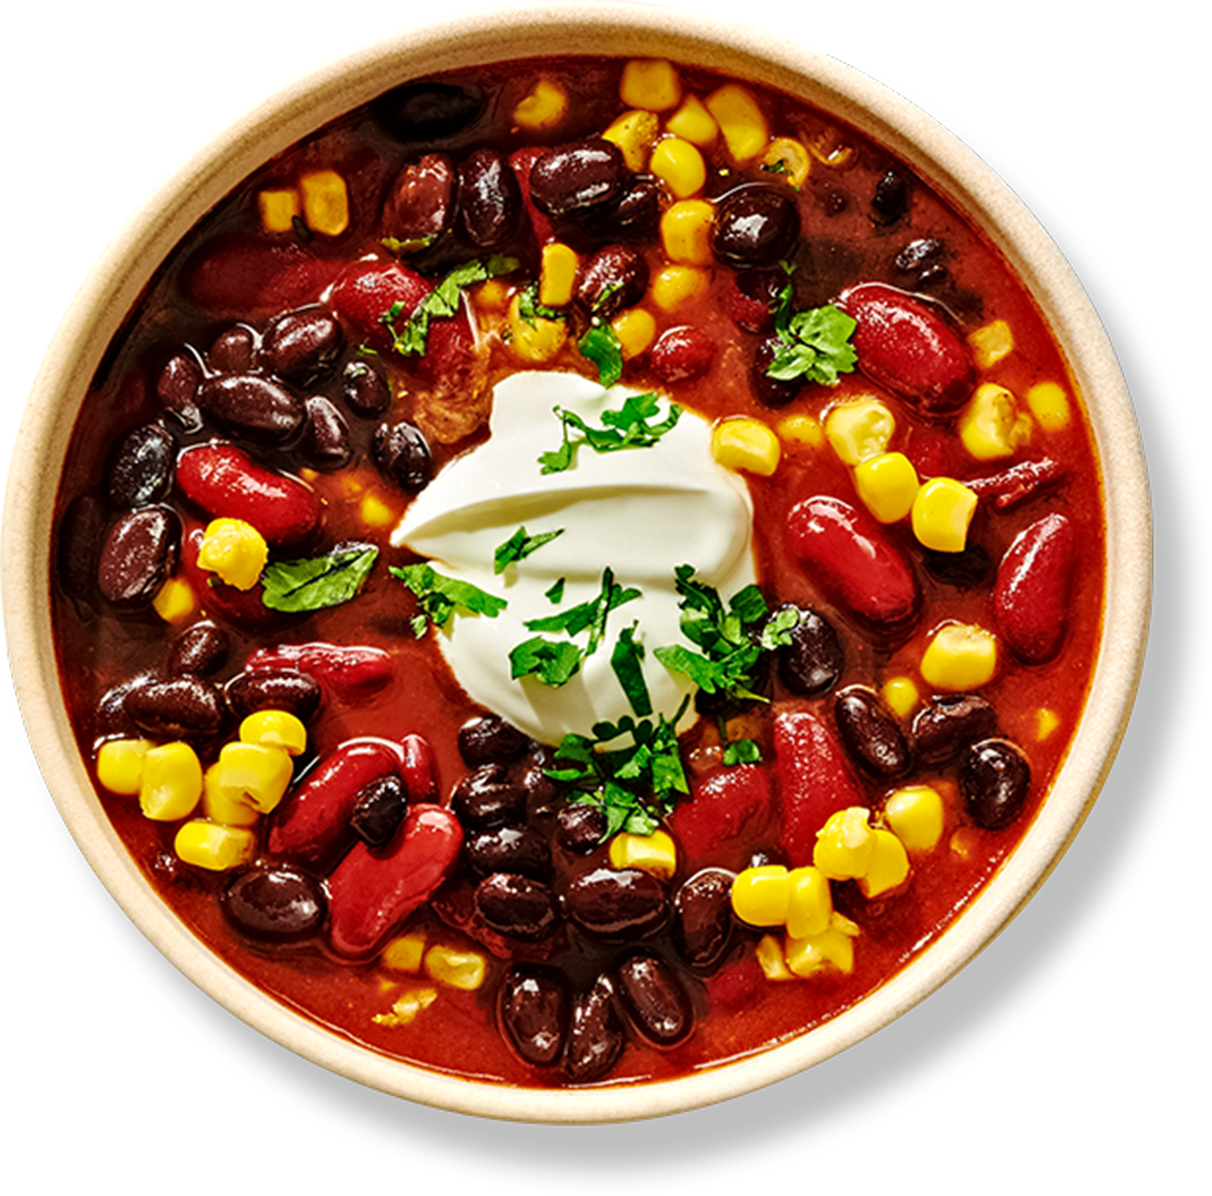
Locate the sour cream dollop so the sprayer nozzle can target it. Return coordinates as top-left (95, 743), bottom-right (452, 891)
top-left (392, 371), bottom-right (756, 744)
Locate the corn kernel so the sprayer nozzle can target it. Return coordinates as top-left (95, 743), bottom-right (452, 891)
top-left (755, 933), bottom-right (794, 981)
top-left (825, 397), bottom-right (896, 465)
top-left (152, 577), bottom-right (196, 624)
top-left (1026, 381), bottom-right (1072, 432)
top-left (807, 133), bottom-right (854, 167)
top-left (853, 451), bottom-right (919, 523)
top-left (884, 785), bottom-right (944, 852)
top-left (611, 307), bottom-right (657, 359)
top-left (214, 741), bottom-right (294, 814)
top-left (424, 944), bottom-right (486, 991)
top-left (620, 59), bottom-right (682, 112)
top-left (196, 518), bottom-right (268, 591)
top-left (920, 622), bottom-right (999, 691)
top-left (785, 866), bottom-right (832, 940)
top-left (761, 137), bottom-right (811, 189)
top-left (777, 413), bottom-right (824, 450)
top-left (705, 83), bottom-right (768, 161)
top-left (601, 109), bottom-right (660, 172)
top-left (506, 292), bottom-right (568, 363)
top-left (608, 830), bottom-right (677, 879)
top-left (299, 170), bottom-right (348, 237)
top-left (201, 763), bottom-right (261, 828)
top-left (475, 278), bottom-right (510, 311)
top-left (539, 242), bottom-right (580, 308)
top-left (96, 738), bottom-right (153, 796)
top-left (857, 829), bottom-right (910, 898)
top-left (731, 865), bottom-right (792, 926)
top-left (649, 264), bottom-right (709, 312)
top-left (665, 95), bottom-right (718, 146)
top-left (372, 986), bottom-right (438, 1026)
top-left (785, 925), bottom-right (855, 977)
top-left (513, 78), bottom-right (567, 129)
top-left (139, 742), bottom-right (203, 821)
top-left (712, 418), bottom-right (781, 476)
top-left (911, 477), bottom-right (978, 552)
top-left (968, 319), bottom-right (1015, 369)
top-left (650, 137), bottom-right (707, 199)
top-left (258, 188), bottom-right (300, 233)
top-left (175, 820), bottom-right (257, 871)
top-left (1036, 707), bottom-right (1061, 740)
top-left (382, 933), bottom-right (427, 973)
top-left (959, 382), bottom-right (1033, 460)
top-left (814, 807), bottom-right (876, 880)
top-left (881, 676), bottom-right (919, 719)
top-left (239, 710), bottom-right (307, 756)
top-left (360, 493), bottom-right (395, 528)
top-left (660, 199), bottom-right (715, 265)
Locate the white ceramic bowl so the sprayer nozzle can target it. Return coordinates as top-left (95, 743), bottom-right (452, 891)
top-left (1, 2), bottom-right (1149, 1122)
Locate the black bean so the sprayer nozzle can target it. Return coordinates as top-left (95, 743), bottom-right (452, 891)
top-left (564, 975), bottom-right (625, 1083)
top-left (457, 714), bottom-right (530, 766)
top-left (341, 361), bottom-right (392, 417)
top-left (921, 543), bottom-right (992, 589)
top-left (728, 269), bottom-right (783, 332)
top-left (555, 803), bottom-right (607, 854)
top-left (579, 174), bottom-right (662, 242)
top-left (870, 169), bottom-right (911, 226)
top-left (225, 669), bottom-right (322, 723)
top-left (303, 396), bottom-right (352, 471)
top-left (372, 420), bottom-right (432, 492)
top-left (465, 826), bottom-right (552, 879)
top-left (574, 244), bottom-right (649, 320)
top-left (155, 351), bottom-right (203, 429)
top-left (457, 147), bottom-right (520, 249)
top-left (125, 675), bottom-right (226, 740)
top-left (57, 494), bottom-right (106, 600)
top-left (750, 337), bottom-right (805, 408)
top-left (712, 185), bottom-right (800, 269)
top-left (451, 767), bottom-right (528, 829)
top-left (384, 153), bottom-right (457, 247)
top-left (167, 621), bottom-right (230, 676)
top-left (207, 324), bottom-right (258, 373)
top-left (563, 867), bottom-right (668, 941)
top-left (912, 694), bottom-right (999, 765)
top-left (521, 758), bottom-right (560, 814)
top-left (261, 306), bottom-right (344, 384)
top-left (498, 965), bottom-right (568, 1067)
top-left (834, 685), bottom-right (911, 778)
top-left (962, 739), bottom-right (1032, 830)
top-left (198, 373), bottom-right (305, 447)
top-left (104, 424), bottom-right (175, 510)
top-left (673, 868), bottom-right (736, 973)
top-left (775, 606), bottom-right (844, 696)
top-left (222, 864), bottom-right (327, 941)
top-left (350, 775), bottom-right (408, 848)
top-left (97, 506), bottom-right (180, 610)
top-left (374, 81), bottom-right (485, 141)
top-left (614, 952), bottom-right (693, 1047)
top-left (529, 139), bottom-right (627, 218)
top-left (475, 873), bottom-right (558, 940)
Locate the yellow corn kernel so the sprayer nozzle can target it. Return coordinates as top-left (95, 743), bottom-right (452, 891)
top-left (608, 830), bottom-right (677, 879)
top-left (299, 170), bottom-right (348, 237)
top-left (360, 493), bottom-right (395, 528)
top-left (372, 986), bottom-right (439, 1027)
top-left (968, 319), bottom-right (1014, 370)
top-left (424, 944), bottom-right (486, 991)
top-left (620, 59), bottom-right (682, 112)
top-left (761, 137), bottom-right (811, 189)
top-left (602, 109), bottom-right (660, 172)
top-left (196, 518), bottom-right (268, 591)
top-left (911, 476), bottom-right (978, 552)
top-left (1036, 707), bottom-right (1061, 741)
top-left (1026, 381), bottom-right (1072, 432)
top-left (258, 187), bottom-right (300, 233)
top-left (881, 676), bottom-right (919, 719)
top-left (853, 451), bottom-right (919, 524)
top-left (814, 807), bottom-right (876, 881)
top-left (513, 77), bottom-right (567, 129)
top-left (785, 925), bottom-right (855, 977)
top-left (382, 932), bottom-right (427, 973)
top-left (214, 741), bottom-right (294, 815)
top-left (649, 264), bottom-right (709, 312)
top-left (884, 785), bottom-right (944, 852)
top-left (857, 829), bottom-right (911, 898)
top-left (959, 382), bottom-right (1033, 461)
top-left (611, 307), bottom-right (657, 359)
top-left (785, 866), bottom-right (832, 940)
top-left (731, 865), bottom-right (792, 927)
top-left (174, 820), bottom-right (257, 871)
top-left (506, 292), bottom-right (568, 363)
top-left (920, 622), bottom-right (999, 691)
top-left (152, 577), bottom-right (196, 624)
top-left (705, 83), bottom-right (768, 161)
top-left (660, 199), bottom-right (715, 265)
top-left (665, 95), bottom-right (718, 146)
top-left (650, 137), bottom-right (707, 199)
top-left (712, 418), bottom-right (781, 477)
top-left (239, 710), bottom-right (307, 757)
top-left (539, 242), bottom-right (580, 308)
top-left (807, 132), bottom-right (854, 167)
top-left (777, 413), bottom-right (824, 451)
top-left (755, 933), bottom-right (794, 981)
top-left (825, 397), bottom-right (896, 465)
top-left (201, 763), bottom-right (261, 828)
top-left (139, 742), bottom-right (203, 821)
top-left (475, 277), bottom-right (510, 311)
top-left (96, 738), bottom-right (154, 796)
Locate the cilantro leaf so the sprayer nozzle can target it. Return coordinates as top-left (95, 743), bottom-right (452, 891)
top-left (545, 577), bottom-right (566, 604)
top-left (493, 526), bottom-right (565, 574)
top-left (578, 323), bottom-right (624, 387)
top-left (759, 604), bottom-right (805, 650)
top-left (723, 738), bottom-right (763, 766)
top-left (538, 393), bottom-right (682, 474)
top-left (261, 545), bottom-right (378, 613)
top-left (610, 623), bottom-right (652, 717)
top-left (509, 636), bottom-right (585, 687)
top-left (389, 563), bottom-right (507, 635)
top-left (517, 283), bottom-right (564, 327)
top-left (524, 567), bottom-right (639, 651)
top-left (765, 296), bottom-right (858, 385)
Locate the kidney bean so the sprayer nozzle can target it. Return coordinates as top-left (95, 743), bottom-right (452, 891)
top-left (750, 337), bottom-right (805, 408)
top-left (350, 774), bottom-right (409, 848)
top-left (176, 443), bottom-right (323, 548)
top-left (372, 420), bottom-right (432, 493)
top-left (508, 146), bottom-right (556, 245)
top-left (198, 372), bottom-right (306, 447)
top-left (225, 668), bottom-right (322, 723)
top-left (648, 325), bottom-right (715, 384)
top-left (574, 244), bottom-right (649, 320)
top-left (458, 147), bottom-right (521, 248)
top-left (330, 260), bottom-right (432, 356)
top-left (167, 620), bottom-right (230, 676)
top-left (961, 739), bottom-right (1032, 830)
top-left (57, 494), bottom-right (106, 600)
top-left (674, 868), bottom-right (736, 973)
top-left (222, 863), bottom-right (327, 942)
top-left (965, 457), bottom-right (1064, 511)
top-left (497, 965), bottom-right (568, 1067)
top-left (912, 694), bottom-right (999, 764)
top-left (775, 710), bottom-right (866, 866)
top-left (303, 396), bottom-right (352, 471)
top-left (384, 153), bottom-right (457, 246)
top-left (775, 605), bottom-right (844, 696)
top-left (921, 542), bottom-right (992, 589)
top-left (451, 770), bottom-right (528, 829)
top-left (155, 351), bottom-right (204, 429)
top-left (327, 804), bottom-right (462, 957)
top-left (834, 685), bottom-right (911, 779)
top-left (261, 306), bottom-right (344, 384)
top-left (994, 513), bottom-right (1077, 665)
top-left (268, 738), bottom-right (401, 859)
top-left (614, 952), bottom-right (693, 1047)
top-left (786, 495), bottom-right (921, 637)
top-left (125, 675), bottom-right (227, 740)
top-left (835, 282), bottom-right (973, 416)
top-left (564, 975), bottom-right (625, 1083)
top-left (183, 232), bottom-right (343, 315)
top-left (475, 873), bottom-right (558, 940)
top-left (245, 642), bottom-right (393, 702)
top-left (870, 169), bottom-right (911, 226)
top-left (712, 185), bottom-right (801, 269)
top-left (207, 324), bottom-right (258, 373)
top-left (555, 803), bottom-right (607, 854)
top-left (529, 139), bottom-right (627, 218)
top-left (97, 506), bottom-right (181, 610)
top-left (458, 714), bottom-right (531, 767)
top-left (341, 360), bottom-right (392, 417)
top-left (726, 269), bottom-right (783, 332)
top-left (671, 765), bottom-right (773, 867)
top-left (105, 424), bottom-right (175, 510)
top-left (563, 867), bottom-right (668, 941)
top-left (579, 174), bottom-right (662, 242)
top-left (373, 81), bottom-right (485, 141)
top-left (400, 733), bottom-right (437, 802)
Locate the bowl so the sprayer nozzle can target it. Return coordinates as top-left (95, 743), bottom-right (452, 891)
top-left (1, 2), bottom-right (1150, 1122)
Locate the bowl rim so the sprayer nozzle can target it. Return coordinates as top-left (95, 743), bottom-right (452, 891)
top-left (1, 1), bottom-right (1151, 1123)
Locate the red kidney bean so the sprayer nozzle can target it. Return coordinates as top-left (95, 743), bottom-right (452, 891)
top-left (774, 710), bottom-right (866, 866)
top-left (961, 738), bottom-right (1032, 830)
top-left (261, 306), bottom-right (344, 384)
top-left (475, 873), bottom-right (558, 940)
top-left (966, 457), bottom-right (1064, 511)
top-left (384, 153), bottom-right (457, 247)
top-left (562, 867), bottom-right (669, 941)
top-left (125, 675), bottom-right (227, 740)
top-left (564, 975), bottom-right (625, 1083)
top-left (167, 620), bottom-right (230, 676)
top-left (105, 424), bottom-right (176, 510)
top-left (57, 494), bottom-right (106, 600)
top-left (775, 605), bottom-right (844, 696)
top-left (303, 396), bottom-right (352, 471)
top-left (614, 952), bottom-right (693, 1047)
top-left (329, 259), bottom-right (433, 355)
top-left (648, 325), bottom-right (715, 383)
top-left (574, 244), bottom-right (649, 319)
top-left (457, 147), bottom-right (520, 248)
top-left (207, 324), bottom-right (258, 373)
top-left (155, 351), bottom-right (204, 429)
top-left (833, 685), bottom-right (911, 779)
top-left (712, 184), bottom-right (801, 269)
top-left (268, 738), bottom-right (401, 859)
top-left (529, 139), bottom-right (627, 218)
top-left (97, 506), bottom-right (181, 610)
top-left (245, 642), bottom-right (393, 702)
top-left (465, 826), bottom-right (552, 880)
top-left (374, 81), bottom-right (485, 141)
top-left (372, 420), bottom-right (432, 493)
top-left (198, 372), bottom-right (306, 447)
top-left (400, 733), bottom-right (437, 802)
top-left (671, 764), bottom-right (774, 867)
top-left (786, 495), bottom-right (921, 637)
top-left (183, 232), bottom-right (343, 315)
top-left (912, 694), bottom-right (999, 764)
top-left (225, 668), bottom-right (322, 723)
top-left (835, 281), bottom-right (973, 416)
top-left (555, 803), bottom-right (607, 854)
top-left (350, 774), bottom-right (409, 848)
top-left (674, 868), bottom-right (737, 973)
top-left (458, 714), bottom-right (531, 766)
top-left (451, 769), bottom-right (528, 829)
top-left (327, 804), bottom-right (462, 957)
top-left (994, 513), bottom-right (1077, 665)
top-left (341, 360), bottom-right (392, 417)
top-left (726, 269), bottom-right (783, 332)
top-left (222, 863), bottom-right (327, 941)
top-left (497, 965), bottom-right (569, 1067)
top-left (176, 443), bottom-right (323, 548)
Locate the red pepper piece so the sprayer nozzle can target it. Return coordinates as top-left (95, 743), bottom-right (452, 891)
top-left (671, 764), bottom-right (776, 871)
top-left (400, 733), bottom-right (438, 802)
top-left (327, 804), bottom-right (463, 958)
top-left (182, 232), bottom-right (343, 315)
top-left (775, 710), bottom-right (866, 866)
top-left (993, 512), bottom-right (1077, 665)
top-left (786, 495), bottom-right (921, 637)
top-left (268, 738), bottom-right (402, 859)
top-left (245, 641), bottom-right (393, 702)
top-left (966, 457), bottom-right (1065, 511)
top-left (836, 281), bottom-right (973, 416)
top-left (509, 146), bottom-right (556, 245)
top-left (176, 443), bottom-right (323, 548)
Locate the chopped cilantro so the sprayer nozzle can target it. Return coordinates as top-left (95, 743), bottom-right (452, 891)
top-left (723, 738), bottom-right (763, 766)
top-left (509, 637), bottom-right (585, 687)
top-left (544, 577), bottom-right (566, 604)
top-left (291, 215), bottom-right (313, 243)
top-left (517, 283), bottom-right (564, 327)
top-left (578, 323), bottom-right (624, 387)
top-left (765, 266), bottom-right (858, 385)
top-left (538, 392), bottom-right (682, 474)
top-left (610, 623), bottom-right (652, 717)
top-left (261, 545), bottom-right (378, 613)
top-left (493, 526), bottom-right (564, 574)
top-left (389, 563), bottom-right (507, 636)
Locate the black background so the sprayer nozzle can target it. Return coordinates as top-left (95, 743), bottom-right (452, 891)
top-left (11, 4), bottom-right (1163, 1153)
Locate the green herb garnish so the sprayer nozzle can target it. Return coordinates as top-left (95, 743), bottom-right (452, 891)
top-left (508, 637), bottom-right (585, 687)
top-left (722, 738), bottom-right (763, 766)
top-left (389, 563), bottom-right (508, 637)
top-left (578, 323), bottom-right (624, 387)
top-left (260, 545), bottom-right (378, 613)
top-left (538, 392), bottom-right (682, 474)
top-left (545, 577), bottom-right (566, 604)
top-left (493, 526), bottom-right (565, 574)
top-left (610, 623), bottom-right (653, 717)
top-left (517, 282), bottom-right (564, 327)
top-left (764, 266), bottom-right (858, 385)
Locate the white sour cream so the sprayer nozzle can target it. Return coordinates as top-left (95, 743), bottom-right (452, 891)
top-left (391, 371), bottom-right (756, 744)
